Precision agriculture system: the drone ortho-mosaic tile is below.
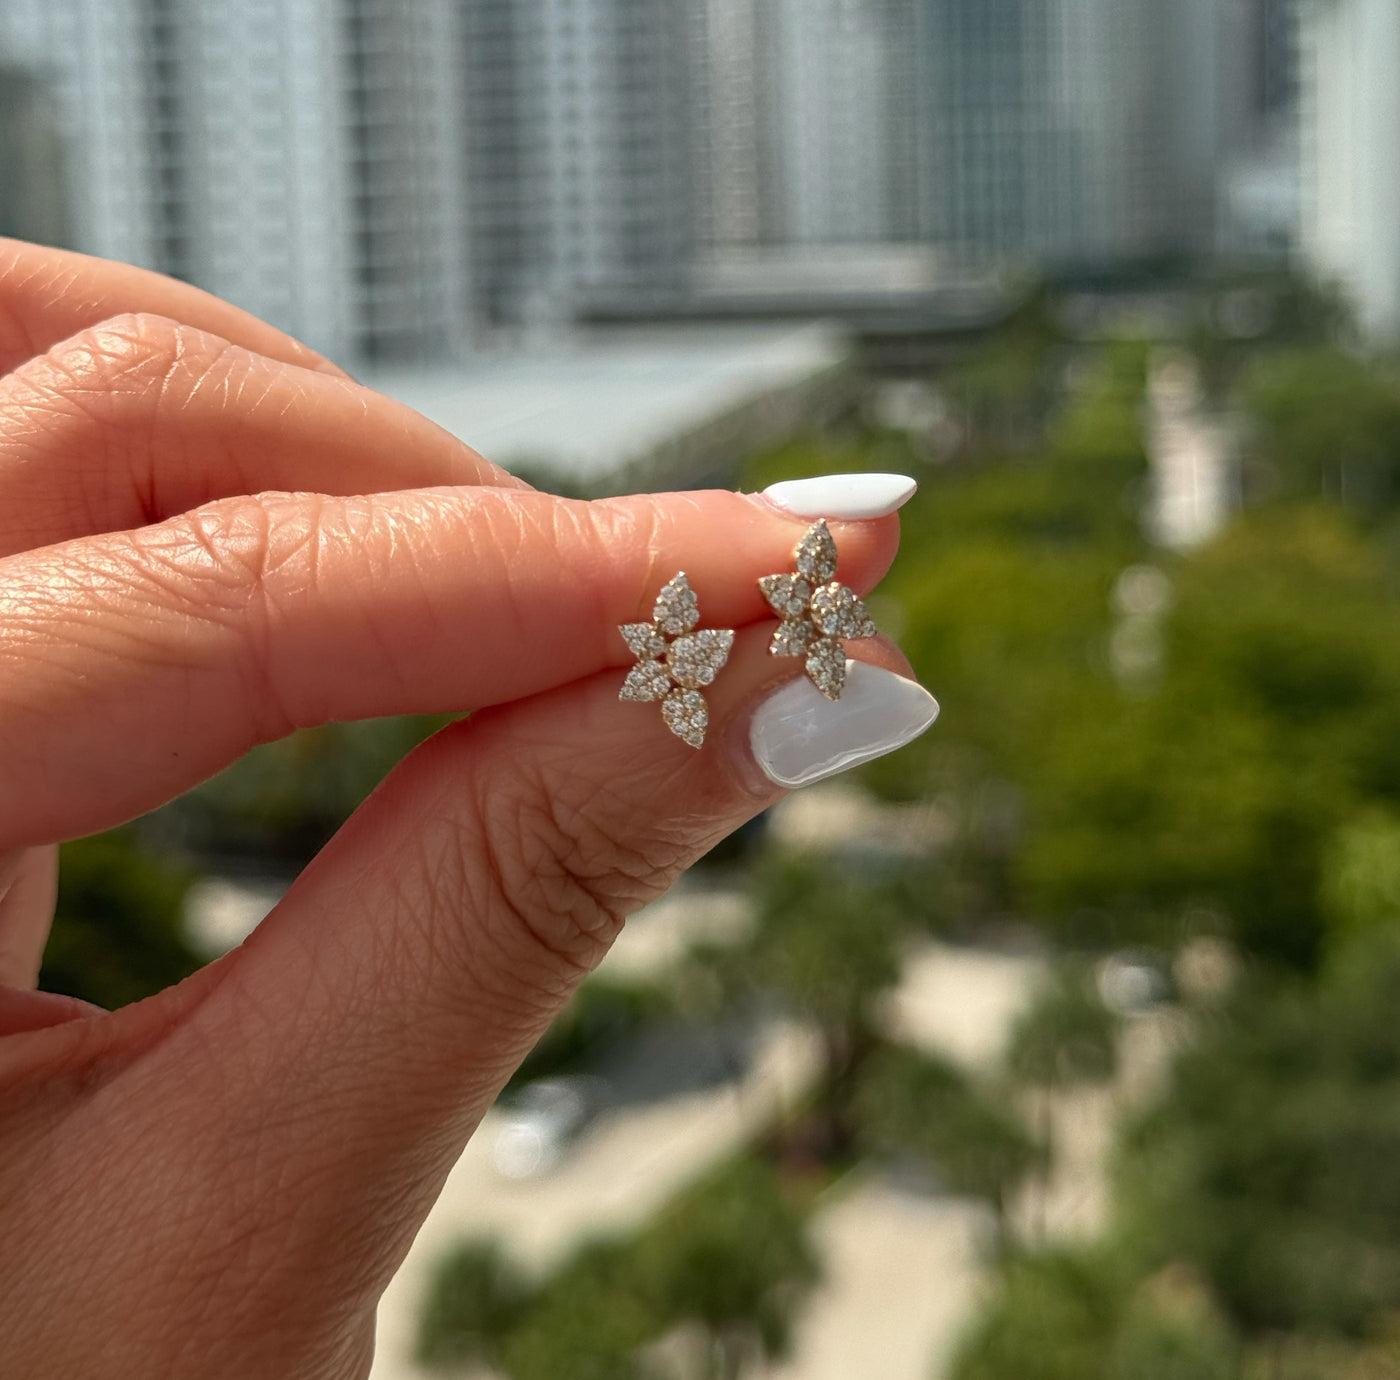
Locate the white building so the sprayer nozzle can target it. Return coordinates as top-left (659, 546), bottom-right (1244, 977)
top-left (909, 0), bottom-right (1260, 267)
top-left (764, 0), bottom-right (900, 244)
top-left (0, 0), bottom-right (469, 365)
top-left (1298, 0), bottom-right (1400, 345)
top-left (461, 0), bottom-right (696, 329)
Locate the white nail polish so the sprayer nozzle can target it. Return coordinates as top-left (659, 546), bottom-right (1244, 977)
top-left (760, 473), bottom-right (917, 521)
top-left (749, 661), bottom-right (939, 789)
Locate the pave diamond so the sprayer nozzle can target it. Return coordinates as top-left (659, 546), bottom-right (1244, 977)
top-left (794, 520), bottom-right (838, 583)
top-left (805, 638), bottom-right (847, 700)
top-left (666, 629), bottom-right (735, 689)
top-left (661, 688), bottom-right (708, 749)
top-left (620, 622), bottom-right (667, 660)
top-left (810, 583), bottom-right (877, 639)
top-left (620, 659), bottom-right (672, 702)
top-left (769, 618), bottom-right (814, 657)
top-left (653, 572), bottom-right (701, 637)
top-left (759, 574), bottom-right (812, 620)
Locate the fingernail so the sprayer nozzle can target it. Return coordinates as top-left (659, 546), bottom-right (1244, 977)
top-left (760, 473), bottom-right (917, 520)
top-left (749, 661), bottom-right (939, 788)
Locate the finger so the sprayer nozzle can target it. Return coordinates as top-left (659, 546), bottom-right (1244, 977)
top-left (3, 634), bottom-right (934, 1375)
top-left (0, 845), bottom-right (57, 989)
top-left (0, 237), bottom-right (346, 378)
top-left (0, 487), bottom-right (900, 846)
top-left (0, 987), bottom-right (101, 1037)
top-left (0, 313), bottom-right (521, 557)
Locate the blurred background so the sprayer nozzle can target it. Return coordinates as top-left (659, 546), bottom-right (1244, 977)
top-left (6, 1), bottom-right (1400, 1377)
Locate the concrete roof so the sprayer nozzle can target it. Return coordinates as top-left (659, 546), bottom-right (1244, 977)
top-left (362, 321), bottom-right (849, 486)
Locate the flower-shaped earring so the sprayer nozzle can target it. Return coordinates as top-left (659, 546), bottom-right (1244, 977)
top-left (759, 520), bottom-right (877, 700)
top-left (619, 573), bottom-right (734, 748)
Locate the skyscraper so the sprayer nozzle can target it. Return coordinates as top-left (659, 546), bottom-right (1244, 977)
top-left (1298, 0), bottom-right (1400, 344)
top-left (461, 0), bottom-right (696, 328)
top-left (0, 0), bottom-right (469, 364)
top-left (764, 0), bottom-right (901, 244)
top-left (911, 0), bottom-right (1255, 268)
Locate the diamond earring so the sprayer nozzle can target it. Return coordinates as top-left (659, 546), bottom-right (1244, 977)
top-left (758, 520), bottom-right (877, 701)
top-left (619, 573), bottom-right (735, 748)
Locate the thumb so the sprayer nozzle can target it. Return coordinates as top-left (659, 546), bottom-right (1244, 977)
top-left (8, 638), bottom-right (935, 1376)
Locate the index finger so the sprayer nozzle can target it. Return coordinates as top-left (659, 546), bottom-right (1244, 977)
top-left (0, 238), bottom-right (346, 379)
top-left (0, 485), bottom-right (905, 847)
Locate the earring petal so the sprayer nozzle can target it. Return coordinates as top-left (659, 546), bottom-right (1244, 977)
top-left (794, 520), bottom-right (838, 583)
top-left (759, 573), bottom-right (813, 620)
top-left (653, 572), bottom-right (700, 637)
top-left (620, 622), bottom-right (668, 659)
top-left (661, 688), bottom-right (708, 748)
top-left (620, 660), bottom-right (673, 702)
top-left (666, 628), bottom-right (735, 689)
top-left (805, 637), bottom-right (847, 701)
top-left (770, 619), bottom-right (815, 657)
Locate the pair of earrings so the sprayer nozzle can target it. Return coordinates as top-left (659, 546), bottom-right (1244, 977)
top-left (618, 520), bottom-right (878, 748)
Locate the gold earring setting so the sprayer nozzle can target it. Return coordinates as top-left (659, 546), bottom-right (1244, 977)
top-left (619, 573), bottom-right (734, 748)
top-left (759, 520), bottom-right (877, 701)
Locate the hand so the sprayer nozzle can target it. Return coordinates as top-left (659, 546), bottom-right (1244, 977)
top-left (0, 240), bottom-right (932, 1378)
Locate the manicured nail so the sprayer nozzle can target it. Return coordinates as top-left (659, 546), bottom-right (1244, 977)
top-left (749, 660), bottom-right (939, 788)
top-left (760, 473), bottom-right (917, 520)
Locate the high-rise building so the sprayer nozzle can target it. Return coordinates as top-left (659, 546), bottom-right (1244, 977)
top-left (0, 0), bottom-right (469, 364)
top-left (461, 0), bottom-right (696, 328)
top-left (1298, 0), bottom-right (1400, 345)
top-left (0, 1), bottom-right (157, 270)
top-left (907, 0), bottom-right (1258, 268)
top-left (763, 0), bottom-right (901, 244)
top-left (692, 0), bottom-right (772, 250)
top-left (694, 0), bottom-right (926, 252)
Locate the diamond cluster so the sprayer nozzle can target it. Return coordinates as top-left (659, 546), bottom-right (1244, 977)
top-left (619, 573), bottom-right (734, 748)
top-left (759, 520), bottom-right (877, 700)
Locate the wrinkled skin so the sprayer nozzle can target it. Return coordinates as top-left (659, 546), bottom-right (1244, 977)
top-left (0, 240), bottom-right (908, 1378)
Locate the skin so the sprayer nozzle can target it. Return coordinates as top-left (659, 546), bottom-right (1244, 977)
top-left (0, 238), bottom-right (912, 1378)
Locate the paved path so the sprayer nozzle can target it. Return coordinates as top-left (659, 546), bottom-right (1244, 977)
top-left (878, 942), bottom-right (1043, 1073)
top-left (369, 1020), bottom-right (822, 1380)
top-left (1146, 353), bottom-right (1232, 550)
top-left (763, 1182), bottom-right (991, 1380)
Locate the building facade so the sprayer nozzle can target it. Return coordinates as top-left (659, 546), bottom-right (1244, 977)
top-left (1298, 0), bottom-right (1400, 344)
top-left (0, 0), bottom-right (469, 364)
top-left (461, 0), bottom-right (696, 328)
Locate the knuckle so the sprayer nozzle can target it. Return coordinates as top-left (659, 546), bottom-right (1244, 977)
top-left (119, 492), bottom-right (336, 737)
top-left (14, 310), bottom-right (239, 424)
top-left (460, 754), bottom-right (683, 984)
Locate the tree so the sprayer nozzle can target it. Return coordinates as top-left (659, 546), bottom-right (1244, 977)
top-left (1319, 808), bottom-right (1400, 946)
top-left (712, 853), bottom-right (904, 1157)
top-left (1119, 929), bottom-right (1400, 1338)
top-left (500, 1271), bottom-right (653, 1380)
top-left (1005, 968), bottom-right (1119, 1091)
top-left (629, 1157), bottom-right (819, 1380)
top-left (39, 829), bottom-right (199, 1009)
top-left (416, 1239), bottom-right (529, 1374)
top-left (851, 1046), bottom-right (1043, 1248)
top-left (1245, 348), bottom-right (1400, 514)
top-left (949, 1251), bottom-right (1239, 1380)
top-left (949, 1249), bottom-right (1125, 1380)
